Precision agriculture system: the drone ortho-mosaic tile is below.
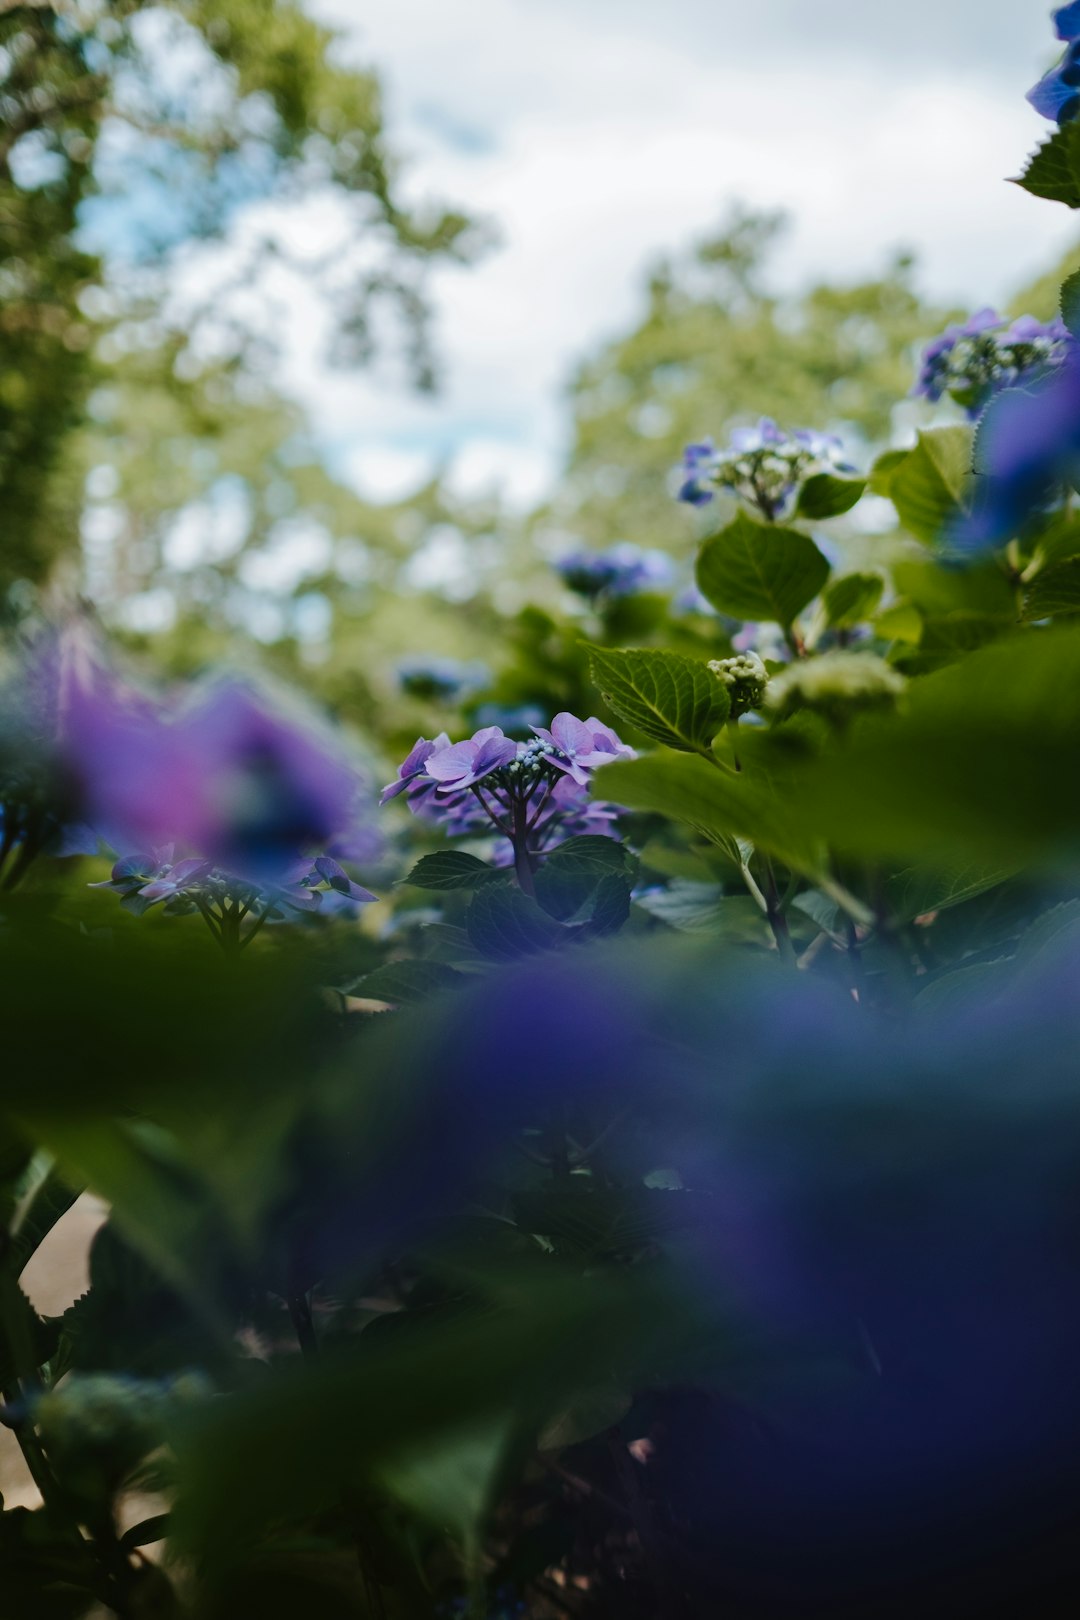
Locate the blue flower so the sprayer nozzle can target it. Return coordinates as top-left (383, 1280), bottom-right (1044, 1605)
top-left (946, 345), bottom-right (1080, 551)
top-left (555, 544), bottom-right (671, 600)
top-left (914, 310), bottom-right (1069, 418)
top-left (1028, 6), bottom-right (1080, 123)
top-left (677, 420), bottom-right (856, 520)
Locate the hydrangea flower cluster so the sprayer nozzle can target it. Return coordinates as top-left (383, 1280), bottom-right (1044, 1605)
top-left (708, 652), bottom-right (770, 719)
top-left (1028, 3), bottom-right (1080, 123)
top-left (396, 656), bottom-right (490, 703)
top-left (914, 309), bottom-right (1071, 418)
top-left (92, 846), bottom-right (373, 949)
top-left (382, 715), bottom-right (633, 888)
top-left (554, 544), bottom-right (672, 602)
top-left (678, 419), bottom-right (856, 521)
top-left (0, 626), bottom-right (377, 941)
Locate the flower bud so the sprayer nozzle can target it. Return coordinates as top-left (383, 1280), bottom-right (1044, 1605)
top-left (708, 652), bottom-right (769, 719)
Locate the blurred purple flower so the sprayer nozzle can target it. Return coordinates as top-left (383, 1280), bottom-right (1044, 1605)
top-left (947, 346), bottom-right (1080, 552)
top-left (555, 544), bottom-right (672, 600)
top-left (1029, 6), bottom-right (1080, 122)
top-left (67, 678), bottom-right (366, 885)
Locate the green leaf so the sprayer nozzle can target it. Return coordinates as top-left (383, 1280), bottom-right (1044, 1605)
top-left (791, 625), bottom-right (1080, 870)
top-left (583, 873), bottom-right (633, 938)
top-left (534, 836), bottom-right (638, 923)
top-left (5, 1166), bottom-right (82, 1276)
top-left (1023, 558), bottom-right (1080, 619)
top-left (465, 885), bottom-right (567, 961)
top-left (873, 602), bottom-right (923, 644)
top-left (636, 883), bottom-right (771, 944)
top-left (872, 427), bottom-right (972, 545)
top-left (120, 1514), bottom-right (171, 1551)
top-left (823, 572), bottom-right (885, 629)
top-left (586, 644), bottom-right (730, 753)
top-left (349, 960), bottom-right (469, 1003)
top-left (1013, 122), bottom-right (1080, 208)
top-left (376, 1416), bottom-right (515, 1545)
top-left (795, 472), bottom-right (867, 520)
top-left (1062, 269), bottom-right (1080, 338)
top-left (404, 851), bottom-right (505, 891)
top-left (695, 511), bottom-right (830, 625)
top-left (884, 860), bottom-right (1017, 925)
top-left (596, 750), bottom-right (823, 877)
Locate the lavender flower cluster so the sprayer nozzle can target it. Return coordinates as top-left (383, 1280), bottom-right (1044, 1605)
top-left (554, 544), bottom-right (672, 602)
top-left (678, 419), bottom-right (855, 521)
top-left (1028, 3), bottom-right (1080, 124)
top-left (914, 309), bottom-right (1071, 418)
top-left (0, 627), bottom-right (376, 939)
top-left (381, 715), bottom-right (633, 863)
top-left (396, 656), bottom-right (491, 703)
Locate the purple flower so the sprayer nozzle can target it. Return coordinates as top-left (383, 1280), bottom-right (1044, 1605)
top-left (380, 734), bottom-right (449, 805)
top-left (914, 310), bottom-right (1070, 417)
top-left (528, 714), bottom-right (634, 788)
top-left (381, 714), bottom-right (633, 864)
top-left (678, 420), bottom-right (855, 520)
top-left (66, 678), bottom-right (364, 885)
top-left (947, 345), bottom-right (1080, 551)
top-left (1029, 6), bottom-right (1080, 123)
top-left (678, 441), bottom-right (720, 506)
top-left (396, 657), bottom-right (490, 702)
top-left (555, 544), bottom-right (672, 601)
top-left (425, 727), bottom-right (518, 793)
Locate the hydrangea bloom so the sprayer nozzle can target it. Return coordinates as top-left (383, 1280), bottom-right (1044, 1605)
top-left (914, 309), bottom-right (1070, 417)
top-left (1028, 5), bottom-right (1080, 123)
top-left (678, 419), bottom-right (856, 521)
top-left (381, 715), bottom-right (633, 878)
top-left (948, 347), bottom-right (1080, 552)
top-left (65, 677), bottom-right (366, 887)
top-left (91, 846), bottom-right (374, 943)
top-left (554, 544), bottom-right (671, 601)
top-left (396, 656), bottom-right (490, 702)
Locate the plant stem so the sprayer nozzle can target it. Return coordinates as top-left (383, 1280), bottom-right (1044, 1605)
top-left (760, 853), bottom-right (796, 963)
top-left (511, 795), bottom-right (537, 897)
top-left (287, 1289), bottom-right (387, 1619)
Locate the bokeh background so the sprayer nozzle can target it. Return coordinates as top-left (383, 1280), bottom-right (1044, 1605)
top-left (5, 0), bottom-right (1077, 755)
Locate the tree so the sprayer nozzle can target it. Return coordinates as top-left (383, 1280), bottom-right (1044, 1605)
top-left (0, 0), bottom-right (483, 597)
top-left (540, 208), bottom-right (956, 552)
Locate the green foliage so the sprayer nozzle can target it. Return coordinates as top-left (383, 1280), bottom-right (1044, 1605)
top-left (695, 512), bottom-right (830, 626)
top-left (405, 852), bottom-right (507, 891)
top-left (795, 472), bottom-right (867, 520)
top-left (1023, 558), bottom-right (1080, 619)
top-left (586, 644), bottom-right (730, 752)
top-left (1014, 120), bottom-right (1080, 209)
top-left (869, 427), bottom-right (972, 545)
top-left (823, 572), bottom-right (885, 629)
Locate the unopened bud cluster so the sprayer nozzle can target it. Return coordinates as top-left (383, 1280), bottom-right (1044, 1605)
top-left (708, 652), bottom-right (769, 718)
top-left (766, 651), bottom-right (905, 726)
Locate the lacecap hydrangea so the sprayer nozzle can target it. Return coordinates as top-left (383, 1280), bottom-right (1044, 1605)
top-left (381, 716), bottom-right (633, 873)
top-left (914, 308), bottom-right (1070, 418)
top-left (678, 419), bottom-right (856, 522)
top-left (554, 544), bottom-right (672, 601)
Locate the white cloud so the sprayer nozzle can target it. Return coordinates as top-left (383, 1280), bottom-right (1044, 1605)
top-left (263, 2), bottom-right (1080, 503)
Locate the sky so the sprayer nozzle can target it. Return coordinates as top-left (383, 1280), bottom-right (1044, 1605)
top-left (276, 1), bottom-right (1078, 508)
